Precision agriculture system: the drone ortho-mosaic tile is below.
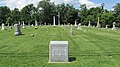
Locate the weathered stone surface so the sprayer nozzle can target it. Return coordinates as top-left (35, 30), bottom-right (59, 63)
top-left (49, 41), bottom-right (68, 62)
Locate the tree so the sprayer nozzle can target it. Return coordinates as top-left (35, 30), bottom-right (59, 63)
top-left (11, 8), bottom-right (20, 24)
top-left (101, 12), bottom-right (114, 27)
top-left (113, 3), bottom-right (120, 27)
top-left (0, 6), bottom-right (10, 24)
top-left (21, 4), bottom-right (36, 25)
top-left (37, 0), bottom-right (56, 25)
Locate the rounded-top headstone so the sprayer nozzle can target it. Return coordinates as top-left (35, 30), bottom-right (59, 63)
top-left (1, 23), bottom-right (5, 30)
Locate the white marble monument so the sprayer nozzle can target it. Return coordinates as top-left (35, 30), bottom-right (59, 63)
top-left (53, 16), bottom-right (56, 26)
top-left (112, 22), bottom-right (116, 30)
top-left (1, 23), bottom-right (5, 30)
top-left (88, 20), bottom-right (91, 27)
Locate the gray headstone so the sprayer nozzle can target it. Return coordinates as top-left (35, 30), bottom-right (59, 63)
top-left (8, 26), bottom-right (12, 32)
top-left (14, 24), bottom-right (22, 36)
top-left (1, 23), bottom-right (5, 30)
top-left (49, 41), bottom-right (68, 63)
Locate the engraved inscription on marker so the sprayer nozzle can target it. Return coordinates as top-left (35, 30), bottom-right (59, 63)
top-left (49, 41), bottom-right (68, 62)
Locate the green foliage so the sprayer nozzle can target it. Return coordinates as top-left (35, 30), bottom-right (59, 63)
top-left (0, 1), bottom-right (120, 27)
top-left (11, 8), bottom-right (20, 24)
top-left (0, 6), bottom-right (10, 24)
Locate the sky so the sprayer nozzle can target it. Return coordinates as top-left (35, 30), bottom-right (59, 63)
top-left (0, 0), bottom-right (119, 10)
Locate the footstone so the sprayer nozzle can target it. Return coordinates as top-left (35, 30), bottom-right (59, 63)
top-left (14, 24), bottom-right (22, 36)
top-left (49, 41), bottom-right (68, 63)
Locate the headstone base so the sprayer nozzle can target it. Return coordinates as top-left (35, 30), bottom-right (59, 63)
top-left (14, 32), bottom-right (22, 36)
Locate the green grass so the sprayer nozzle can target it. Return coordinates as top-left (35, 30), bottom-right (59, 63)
top-left (0, 26), bottom-right (120, 67)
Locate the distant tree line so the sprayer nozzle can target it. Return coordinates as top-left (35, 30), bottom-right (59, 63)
top-left (0, 0), bottom-right (120, 28)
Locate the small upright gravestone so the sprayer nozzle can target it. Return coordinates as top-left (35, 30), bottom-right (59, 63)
top-left (35, 20), bottom-right (38, 26)
top-left (74, 20), bottom-right (77, 27)
top-left (112, 22), bottom-right (116, 30)
top-left (77, 23), bottom-right (81, 30)
top-left (1, 23), bottom-right (5, 30)
top-left (14, 24), bottom-right (22, 36)
top-left (49, 41), bottom-right (68, 63)
top-left (22, 21), bottom-right (25, 29)
top-left (88, 20), bottom-right (91, 27)
top-left (106, 25), bottom-right (108, 28)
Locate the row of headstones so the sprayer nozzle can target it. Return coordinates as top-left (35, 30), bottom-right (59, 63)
top-left (74, 20), bottom-right (117, 30)
top-left (62, 21), bottom-right (117, 36)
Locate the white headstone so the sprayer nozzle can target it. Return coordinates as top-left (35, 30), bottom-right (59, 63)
top-left (106, 25), bottom-right (108, 28)
top-left (74, 20), bottom-right (77, 27)
top-left (53, 16), bottom-right (56, 26)
top-left (88, 20), bottom-right (91, 27)
top-left (1, 23), bottom-right (5, 30)
top-left (31, 24), bottom-right (34, 26)
top-left (77, 23), bottom-right (81, 30)
top-left (19, 21), bottom-right (21, 25)
top-left (112, 22), bottom-right (116, 30)
top-left (22, 21), bottom-right (25, 29)
top-left (49, 41), bottom-right (68, 63)
top-left (35, 20), bottom-right (38, 26)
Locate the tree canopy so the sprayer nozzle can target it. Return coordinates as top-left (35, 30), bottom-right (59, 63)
top-left (0, 0), bottom-right (120, 27)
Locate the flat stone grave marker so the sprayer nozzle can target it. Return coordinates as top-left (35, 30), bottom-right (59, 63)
top-left (49, 41), bottom-right (68, 63)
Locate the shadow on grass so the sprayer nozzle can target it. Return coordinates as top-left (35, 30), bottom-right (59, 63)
top-left (15, 34), bottom-right (25, 36)
top-left (69, 57), bottom-right (76, 62)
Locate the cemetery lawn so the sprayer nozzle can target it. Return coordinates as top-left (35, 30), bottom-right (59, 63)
top-left (0, 26), bottom-right (120, 67)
